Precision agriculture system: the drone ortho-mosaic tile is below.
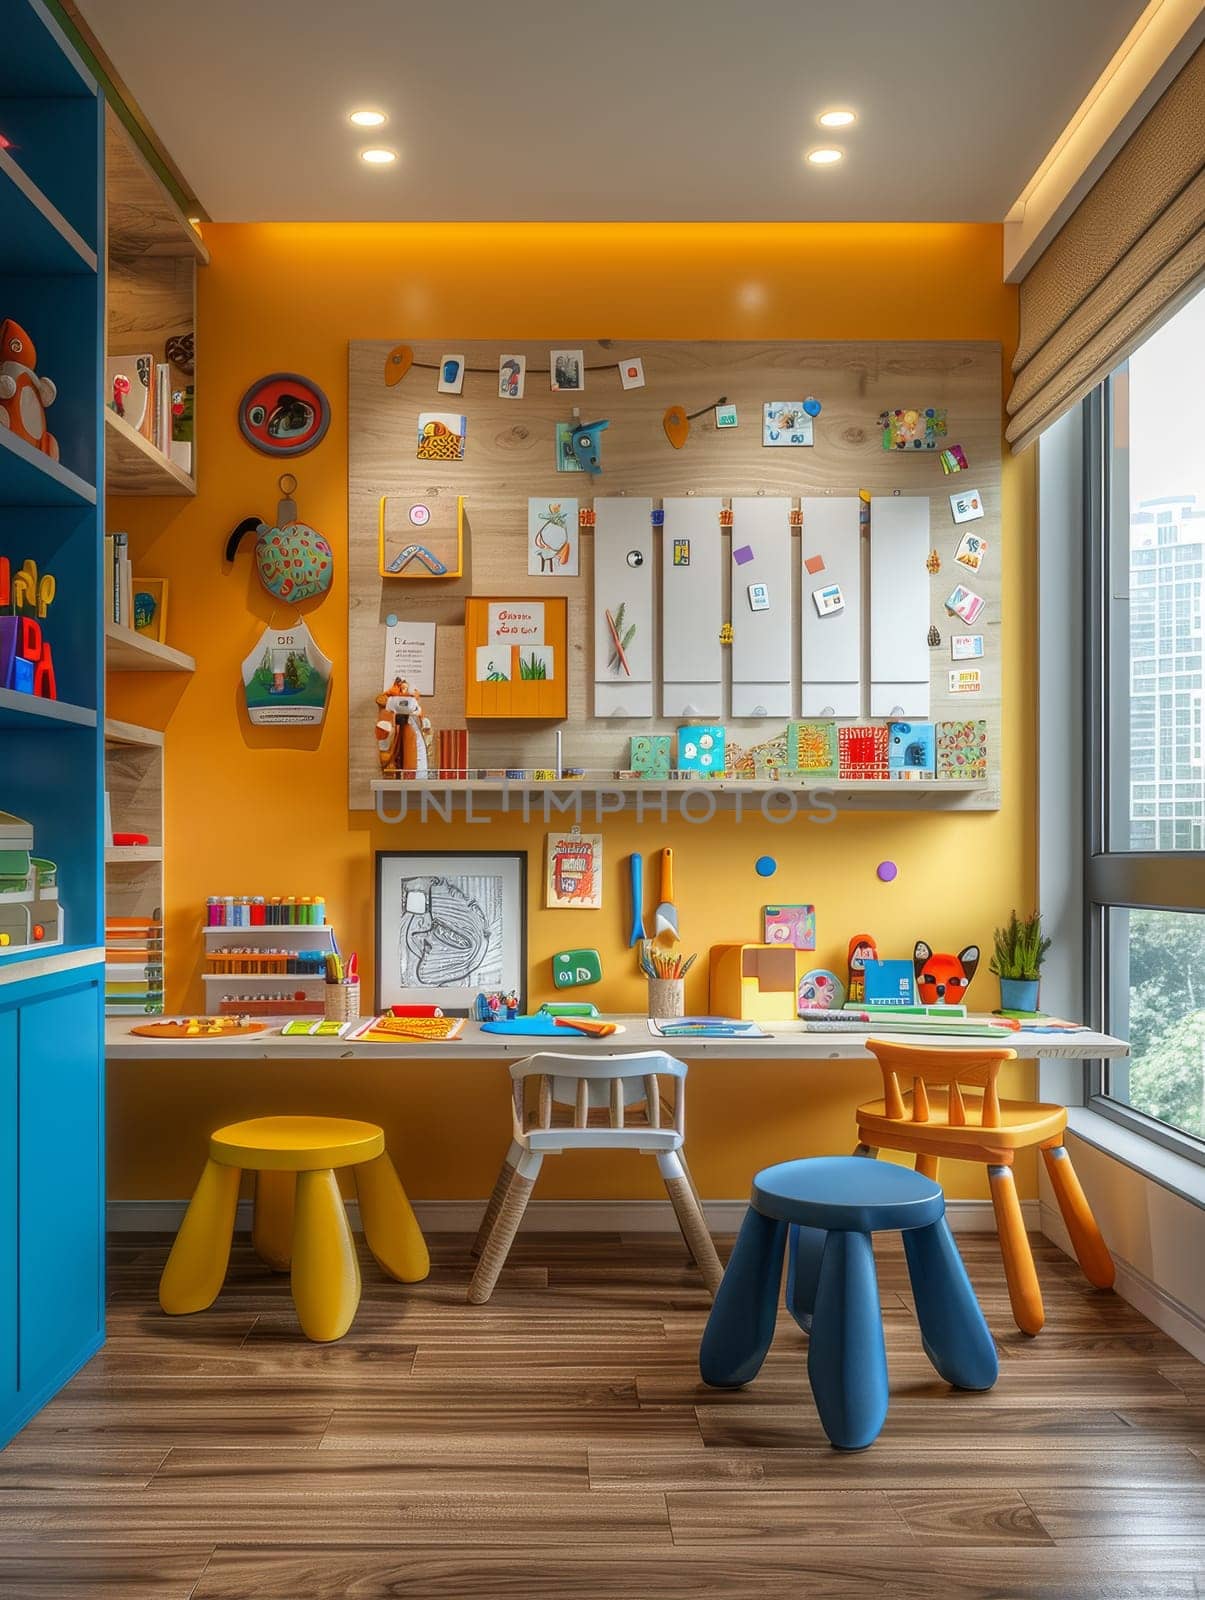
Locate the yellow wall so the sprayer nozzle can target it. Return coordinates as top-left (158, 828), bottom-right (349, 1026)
top-left (107, 222), bottom-right (1036, 1203)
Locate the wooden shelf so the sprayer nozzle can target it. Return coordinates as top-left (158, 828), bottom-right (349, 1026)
top-left (0, 688), bottom-right (96, 730)
top-left (0, 144), bottom-right (97, 275)
top-left (104, 408), bottom-right (195, 497)
top-left (0, 425), bottom-right (96, 508)
top-left (105, 846), bottom-right (163, 864)
top-left (371, 777), bottom-right (994, 813)
top-left (103, 718), bottom-right (164, 748)
top-left (106, 107), bottom-right (208, 264)
top-left (104, 622), bottom-right (195, 674)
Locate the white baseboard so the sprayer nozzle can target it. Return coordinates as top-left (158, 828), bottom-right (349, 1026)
top-left (107, 1196), bottom-right (1036, 1235)
top-left (1040, 1199), bottom-right (1205, 1363)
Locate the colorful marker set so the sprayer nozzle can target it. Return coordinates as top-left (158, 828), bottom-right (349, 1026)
top-left (205, 895), bottom-right (327, 927)
top-left (324, 951), bottom-right (358, 985)
top-left (206, 948), bottom-right (329, 976)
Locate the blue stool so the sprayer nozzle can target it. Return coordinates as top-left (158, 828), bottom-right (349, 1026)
top-left (699, 1156), bottom-right (998, 1449)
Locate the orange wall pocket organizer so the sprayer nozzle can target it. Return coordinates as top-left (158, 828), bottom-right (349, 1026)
top-left (463, 595), bottom-right (568, 720)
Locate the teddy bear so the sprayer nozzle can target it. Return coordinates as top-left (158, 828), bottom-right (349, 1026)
top-left (0, 320), bottom-right (59, 460)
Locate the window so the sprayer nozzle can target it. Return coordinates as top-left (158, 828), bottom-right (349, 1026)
top-left (1087, 281), bottom-right (1205, 1156)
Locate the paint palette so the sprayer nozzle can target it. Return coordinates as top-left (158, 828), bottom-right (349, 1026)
top-left (130, 1018), bottom-right (268, 1039)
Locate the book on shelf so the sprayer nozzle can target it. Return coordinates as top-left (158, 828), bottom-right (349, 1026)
top-left (105, 354), bottom-right (154, 440)
top-left (171, 383), bottom-right (194, 474)
top-left (104, 532), bottom-right (132, 627)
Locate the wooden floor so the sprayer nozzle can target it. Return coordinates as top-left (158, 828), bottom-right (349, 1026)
top-left (0, 1229), bottom-right (1202, 1598)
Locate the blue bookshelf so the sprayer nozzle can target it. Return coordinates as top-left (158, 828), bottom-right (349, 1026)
top-left (0, 0), bottom-right (105, 1448)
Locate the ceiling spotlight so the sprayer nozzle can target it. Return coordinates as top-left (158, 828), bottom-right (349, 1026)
top-left (360, 147), bottom-right (398, 165)
top-left (349, 109), bottom-right (387, 127)
top-left (818, 109), bottom-right (856, 128)
top-left (806, 147), bottom-right (844, 166)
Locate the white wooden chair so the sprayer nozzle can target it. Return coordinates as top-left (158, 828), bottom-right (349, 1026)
top-left (467, 1050), bottom-right (723, 1303)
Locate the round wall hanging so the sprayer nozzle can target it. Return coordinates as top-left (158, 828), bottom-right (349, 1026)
top-left (238, 372), bottom-right (330, 457)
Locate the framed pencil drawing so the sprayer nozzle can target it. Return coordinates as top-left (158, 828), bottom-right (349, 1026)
top-left (374, 851), bottom-right (527, 1014)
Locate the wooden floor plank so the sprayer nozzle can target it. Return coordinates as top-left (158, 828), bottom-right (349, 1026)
top-left (0, 1228), bottom-right (1198, 1600)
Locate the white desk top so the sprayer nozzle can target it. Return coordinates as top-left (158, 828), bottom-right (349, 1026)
top-left (105, 1017), bottom-right (1129, 1064)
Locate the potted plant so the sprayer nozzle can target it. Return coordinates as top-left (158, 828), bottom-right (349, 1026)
top-left (990, 910), bottom-right (1051, 1014)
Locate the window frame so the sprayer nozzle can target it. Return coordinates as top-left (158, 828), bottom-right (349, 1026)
top-left (1083, 375), bottom-right (1205, 1167)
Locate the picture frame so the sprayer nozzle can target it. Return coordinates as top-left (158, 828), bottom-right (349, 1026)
top-left (374, 851), bottom-right (527, 1014)
top-left (132, 577), bottom-right (168, 642)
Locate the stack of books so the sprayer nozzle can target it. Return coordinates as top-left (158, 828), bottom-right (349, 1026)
top-left (104, 915), bottom-right (164, 1016)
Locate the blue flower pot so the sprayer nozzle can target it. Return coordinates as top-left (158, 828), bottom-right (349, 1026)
top-left (999, 977), bottom-right (1040, 1014)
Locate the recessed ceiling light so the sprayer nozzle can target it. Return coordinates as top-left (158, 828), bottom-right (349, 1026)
top-left (360, 147), bottom-right (398, 165)
top-left (806, 147), bottom-right (844, 166)
top-left (818, 109), bottom-right (856, 128)
top-left (349, 109), bottom-right (387, 128)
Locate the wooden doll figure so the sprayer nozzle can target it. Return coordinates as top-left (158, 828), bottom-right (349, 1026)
top-left (847, 933), bottom-right (878, 1004)
top-left (375, 678), bottom-right (430, 779)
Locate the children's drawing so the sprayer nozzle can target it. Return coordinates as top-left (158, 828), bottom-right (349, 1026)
top-left (618, 357), bottom-right (645, 390)
top-left (416, 412), bottom-right (466, 461)
top-left (241, 620), bottom-right (332, 726)
top-left (945, 583), bottom-right (985, 625)
top-left (499, 355), bottom-right (526, 399)
top-left (518, 645), bottom-right (554, 680)
top-left (878, 407), bottom-right (948, 450)
top-left (790, 721), bottom-right (838, 778)
top-left (954, 529), bottom-right (987, 571)
top-left (838, 724), bottom-right (889, 780)
top-left (889, 720), bottom-right (936, 779)
top-left (397, 874), bottom-right (502, 989)
top-left (528, 498), bottom-right (579, 576)
top-left (475, 646), bottom-right (511, 683)
top-left (763, 402), bottom-right (814, 447)
top-left (550, 350), bottom-right (584, 391)
top-left (605, 603), bottom-right (635, 676)
top-left (764, 905), bottom-right (816, 951)
top-left (545, 829), bottom-right (603, 909)
top-left (936, 719), bottom-right (988, 779)
top-left (950, 488), bottom-right (984, 525)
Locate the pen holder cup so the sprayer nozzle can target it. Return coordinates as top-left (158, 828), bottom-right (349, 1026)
top-left (646, 977), bottom-right (684, 1021)
top-left (325, 981), bottom-right (360, 1023)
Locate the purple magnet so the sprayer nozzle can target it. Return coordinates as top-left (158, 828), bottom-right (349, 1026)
top-left (876, 860), bottom-right (898, 883)
top-left (755, 855), bottom-right (777, 878)
top-left (733, 544), bottom-right (755, 566)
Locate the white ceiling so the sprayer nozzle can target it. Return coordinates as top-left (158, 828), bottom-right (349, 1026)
top-left (77, 0), bottom-right (1148, 223)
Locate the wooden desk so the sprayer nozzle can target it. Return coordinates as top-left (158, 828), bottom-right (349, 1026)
top-left (106, 1017), bottom-right (1129, 1064)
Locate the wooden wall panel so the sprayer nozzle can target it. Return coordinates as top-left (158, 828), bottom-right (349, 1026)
top-left (348, 340), bottom-right (1003, 808)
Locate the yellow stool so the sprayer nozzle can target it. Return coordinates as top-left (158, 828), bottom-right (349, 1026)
top-left (159, 1116), bottom-right (430, 1341)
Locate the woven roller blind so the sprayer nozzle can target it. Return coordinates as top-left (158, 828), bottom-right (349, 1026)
top-left (1006, 43), bottom-right (1205, 454)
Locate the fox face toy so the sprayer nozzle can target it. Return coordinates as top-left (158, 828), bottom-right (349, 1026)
top-left (914, 940), bottom-right (980, 1005)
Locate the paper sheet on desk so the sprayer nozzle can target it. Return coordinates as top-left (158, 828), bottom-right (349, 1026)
top-left (646, 1017), bottom-right (772, 1040)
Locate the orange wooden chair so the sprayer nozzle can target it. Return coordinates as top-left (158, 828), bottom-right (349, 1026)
top-left (856, 1039), bottom-right (1114, 1335)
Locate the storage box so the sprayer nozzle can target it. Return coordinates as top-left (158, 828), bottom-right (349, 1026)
top-left (708, 943), bottom-right (809, 1022)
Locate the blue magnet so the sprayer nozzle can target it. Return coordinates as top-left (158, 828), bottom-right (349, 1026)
top-left (570, 418), bottom-right (610, 474)
top-left (803, 397), bottom-right (822, 417)
top-left (385, 612), bottom-right (398, 627)
top-left (755, 855), bottom-right (777, 878)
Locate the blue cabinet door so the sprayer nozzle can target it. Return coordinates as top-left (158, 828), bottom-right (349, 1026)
top-left (17, 977), bottom-right (103, 1401)
top-left (0, 1008), bottom-right (15, 1418)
